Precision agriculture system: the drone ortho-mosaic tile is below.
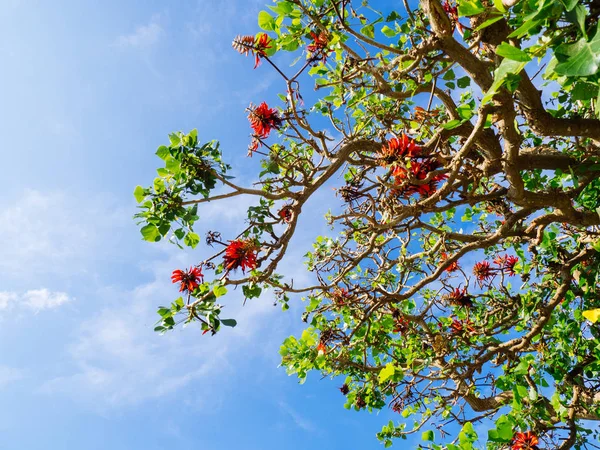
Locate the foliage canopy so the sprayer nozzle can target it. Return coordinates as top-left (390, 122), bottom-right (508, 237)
top-left (135, 0), bottom-right (600, 448)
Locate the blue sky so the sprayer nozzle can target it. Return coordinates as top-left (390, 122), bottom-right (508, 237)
top-left (0, 1), bottom-right (406, 448)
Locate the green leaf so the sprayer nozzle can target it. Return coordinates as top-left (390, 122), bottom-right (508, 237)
top-left (457, 76), bottom-right (471, 88)
top-left (140, 224), bottom-right (161, 242)
top-left (361, 24), bottom-right (375, 39)
top-left (442, 119), bottom-right (463, 129)
top-left (496, 42), bottom-right (531, 62)
top-left (560, 0), bottom-right (579, 11)
top-left (133, 186), bottom-right (146, 203)
top-left (213, 285), bottom-right (228, 298)
top-left (572, 82), bottom-right (599, 100)
top-left (156, 145), bottom-right (170, 160)
top-left (422, 430), bottom-right (435, 442)
top-left (482, 58), bottom-right (527, 103)
top-left (474, 13), bottom-right (503, 30)
top-left (381, 25), bottom-right (396, 37)
top-left (458, 0), bottom-right (485, 17)
top-left (184, 232), bottom-right (200, 248)
top-left (508, 19), bottom-right (541, 38)
top-left (378, 362), bottom-right (396, 383)
top-left (492, 0), bottom-right (507, 12)
top-left (221, 318), bottom-right (237, 327)
top-left (555, 25), bottom-right (600, 76)
top-left (258, 11), bottom-right (277, 32)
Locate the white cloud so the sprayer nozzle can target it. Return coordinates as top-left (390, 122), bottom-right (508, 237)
top-left (0, 289), bottom-right (71, 313)
top-left (0, 189), bottom-right (130, 280)
top-left (0, 366), bottom-right (24, 388)
top-left (22, 289), bottom-right (70, 312)
top-left (278, 401), bottom-right (318, 432)
top-left (115, 15), bottom-right (163, 49)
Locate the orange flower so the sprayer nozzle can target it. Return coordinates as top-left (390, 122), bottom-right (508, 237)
top-left (231, 33), bottom-right (272, 69)
top-left (473, 261), bottom-right (494, 281)
top-left (248, 102), bottom-right (281, 139)
top-left (495, 254), bottom-right (519, 276)
top-left (447, 287), bottom-right (473, 308)
top-left (223, 239), bottom-right (258, 273)
top-left (512, 431), bottom-right (539, 450)
top-left (171, 266), bottom-right (203, 292)
top-left (316, 341), bottom-right (327, 355)
top-left (380, 134), bottom-right (421, 165)
top-left (392, 159), bottom-right (447, 198)
top-left (253, 33), bottom-right (272, 68)
top-left (307, 31), bottom-right (330, 61)
top-left (441, 252), bottom-right (460, 272)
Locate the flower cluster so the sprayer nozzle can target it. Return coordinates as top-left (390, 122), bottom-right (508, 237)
top-left (232, 33), bottom-right (272, 68)
top-left (392, 160), bottom-right (448, 198)
top-left (307, 31), bottom-right (330, 61)
top-left (278, 205), bottom-right (293, 223)
top-left (512, 431), bottom-right (539, 450)
top-left (446, 287), bottom-right (473, 308)
top-left (473, 261), bottom-right (493, 282)
top-left (223, 239), bottom-right (258, 273)
top-left (331, 288), bottom-right (351, 306)
top-left (473, 255), bottom-right (519, 283)
top-left (248, 102), bottom-right (282, 140)
top-left (441, 251), bottom-right (460, 272)
top-left (442, 0), bottom-right (465, 34)
top-left (450, 318), bottom-right (475, 335)
top-left (171, 266), bottom-right (203, 293)
top-left (494, 254), bottom-right (519, 276)
top-left (379, 134), bottom-right (421, 165)
top-left (379, 134), bottom-right (447, 199)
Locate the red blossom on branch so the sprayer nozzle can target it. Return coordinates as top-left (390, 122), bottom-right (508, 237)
top-left (171, 266), bottom-right (203, 292)
top-left (473, 261), bottom-right (494, 282)
top-left (331, 287), bottom-right (351, 305)
top-left (495, 254), bottom-right (519, 276)
top-left (392, 159), bottom-right (447, 198)
top-left (223, 239), bottom-right (258, 273)
top-left (307, 31), bottom-right (330, 61)
top-left (248, 102), bottom-right (282, 139)
top-left (447, 287), bottom-right (473, 308)
top-left (278, 205), bottom-right (293, 223)
top-left (512, 431), bottom-right (539, 450)
top-left (450, 319), bottom-right (475, 335)
top-left (380, 133), bottom-right (421, 165)
top-left (232, 33), bottom-right (272, 68)
top-left (441, 252), bottom-right (460, 272)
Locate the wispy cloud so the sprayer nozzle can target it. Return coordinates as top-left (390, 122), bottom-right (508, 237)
top-left (0, 289), bottom-right (71, 313)
top-left (115, 15), bottom-right (163, 49)
top-left (278, 401), bottom-right (318, 432)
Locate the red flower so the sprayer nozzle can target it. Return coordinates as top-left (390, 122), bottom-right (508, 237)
top-left (442, 0), bottom-right (465, 34)
top-left (316, 341), bottom-right (327, 354)
top-left (253, 33), bottom-right (272, 68)
top-left (339, 383), bottom-right (349, 395)
top-left (447, 287), bottom-right (473, 308)
top-left (512, 431), bottom-right (539, 450)
top-left (450, 319), bottom-right (475, 335)
top-left (495, 254), bottom-right (519, 276)
top-left (171, 266), bottom-right (203, 292)
top-left (392, 159), bottom-right (447, 198)
top-left (278, 205), bottom-right (293, 223)
top-left (394, 316), bottom-right (410, 334)
top-left (441, 252), bottom-right (460, 272)
top-left (223, 239), bottom-right (258, 273)
top-left (331, 288), bottom-right (351, 306)
top-left (380, 134), bottom-right (421, 165)
top-left (248, 102), bottom-right (281, 139)
top-left (473, 261), bottom-right (494, 281)
top-left (307, 31), bottom-right (330, 62)
top-left (247, 138), bottom-right (260, 156)
top-left (231, 33), bottom-right (273, 69)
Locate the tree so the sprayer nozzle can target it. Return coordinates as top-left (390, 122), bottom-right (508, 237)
top-left (133, 0), bottom-right (600, 448)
